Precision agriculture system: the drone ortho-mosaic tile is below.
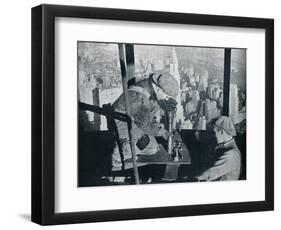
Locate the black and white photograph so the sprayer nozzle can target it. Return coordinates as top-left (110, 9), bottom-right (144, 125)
top-left (30, 3), bottom-right (274, 226)
top-left (78, 42), bottom-right (246, 186)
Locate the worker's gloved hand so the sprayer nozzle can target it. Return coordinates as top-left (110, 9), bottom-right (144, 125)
top-left (158, 98), bottom-right (177, 112)
top-left (136, 134), bottom-right (150, 150)
top-left (154, 125), bottom-right (172, 140)
top-left (163, 130), bottom-right (173, 140)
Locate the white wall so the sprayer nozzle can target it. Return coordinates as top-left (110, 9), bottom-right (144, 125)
top-left (0, 0), bottom-right (279, 229)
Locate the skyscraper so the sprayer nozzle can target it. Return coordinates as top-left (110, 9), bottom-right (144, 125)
top-left (204, 99), bottom-right (219, 122)
top-left (185, 102), bottom-right (196, 114)
top-left (170, 47), bottom-right (184, 124)
top-left (191, 90), bottom-right (200, 110)
top-left (197, 70), bottom-right (209, 92)
top-left (207, 81), bottom-right (222, 100)
top-left (229, 83), bottom-right (239, 123)
top-left (78, 71), bottom-right (96, 122)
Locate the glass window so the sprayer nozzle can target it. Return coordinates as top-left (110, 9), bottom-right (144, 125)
top-left (78, 42), bottom-right (122, 131)
top-left (176, 47), bottom-right (225, 130)
top-left (229, 49), bottom-right (246, 131)
top-left (78, 43), bottom-right (246, 132)
top-left (134, 45), bottom-right (226, 130)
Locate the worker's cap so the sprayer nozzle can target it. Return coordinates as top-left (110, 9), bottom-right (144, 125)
top-left (153, 73), bottom-right (179, 97)
top-left (213, 116), bottom-right (237, 137)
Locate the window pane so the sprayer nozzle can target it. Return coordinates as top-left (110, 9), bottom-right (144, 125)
top-left (78, 42), bottom-right (122, 131)
top-left (135, 45), bottom-right (226, 130)
top-left (176, 47), bottom-right (225, 130)
top-left (78, 43), bottom-right (228, 131)
top-left (229, 49), bottom-right (246, 129)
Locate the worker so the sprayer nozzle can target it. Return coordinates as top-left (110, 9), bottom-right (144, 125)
top-left (111, 72), bottom-right (179, 168)
top-left (196, 116), bottom-right (241, 181)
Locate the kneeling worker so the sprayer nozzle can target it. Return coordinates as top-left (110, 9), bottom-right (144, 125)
top-left (196, 116), bottom-right (241, 181)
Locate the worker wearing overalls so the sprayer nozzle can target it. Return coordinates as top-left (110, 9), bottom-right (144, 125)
top-left (196, 116), bottom-right (241, 181)
top-left (111, 73), bottom-right (179, 168)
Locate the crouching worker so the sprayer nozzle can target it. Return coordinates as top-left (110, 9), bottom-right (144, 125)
top-left (111, 73), bottom-right (179, 168)
top-left (196, 116), bottom-right (241, 181)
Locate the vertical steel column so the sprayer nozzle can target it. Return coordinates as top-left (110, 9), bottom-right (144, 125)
top-left (118, 44), bottom-right (140, 185)
top-left (223, 48), bottom-right (231, 116)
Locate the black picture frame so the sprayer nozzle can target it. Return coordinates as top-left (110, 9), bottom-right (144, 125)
top-left (31, 4), bottom-right (274, 225)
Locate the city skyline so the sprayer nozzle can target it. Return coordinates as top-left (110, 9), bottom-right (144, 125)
top-left (78, 42), bottom-right (246, 131)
